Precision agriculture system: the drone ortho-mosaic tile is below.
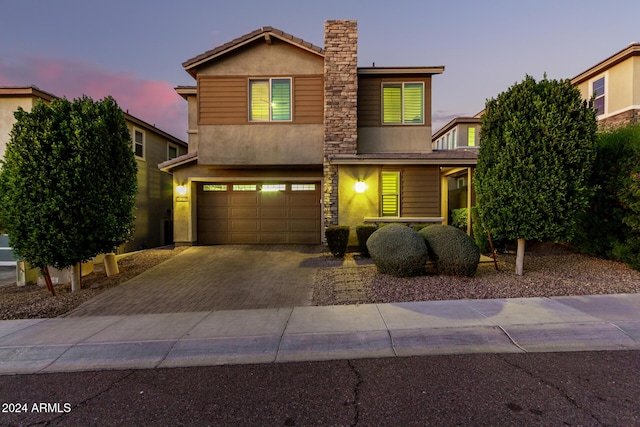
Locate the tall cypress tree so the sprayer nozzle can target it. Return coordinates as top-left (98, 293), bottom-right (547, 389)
top-left (474, 75), bottom-right (597, 275)
top-left (0, 96), bottom-right (137, 292)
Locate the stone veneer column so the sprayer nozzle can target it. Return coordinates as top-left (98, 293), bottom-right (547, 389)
top-left (323, 20), bottom-right (358, 229)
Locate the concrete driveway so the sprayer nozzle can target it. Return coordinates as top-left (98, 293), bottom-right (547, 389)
top-left (66, 245), bottom-right (328, 317)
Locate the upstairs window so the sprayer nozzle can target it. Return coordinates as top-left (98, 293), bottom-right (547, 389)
top-left (167, 143), bottom-right (178, 160)
top-left (249, 78), bottom-right (292, 121)
top-left (381, 171), bottom-right (400, 217)
top-left (468, 127), bottom-right (476, 147)
top-left (382, 82), bottom-right (424, 125)
top-left (592, 77), bottom-right (605, 116)
top-left (133, 128), bottom-right (145, 159)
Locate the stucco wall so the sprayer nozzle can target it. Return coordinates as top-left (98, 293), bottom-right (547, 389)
top-left (124, 122), bottom-right (183, 251)
top-left (198, 124), bottom-right (323, 165)
top-left (0, 97), bottom-right (34, 160)
top-left (197, 40), bottom-right (323, 76)
top-left (338, 165), bottom-right (379, 245)
top-left (357, 126), bottom-right (432, 153)
top-left (608, 59), bottom-right (634, 113)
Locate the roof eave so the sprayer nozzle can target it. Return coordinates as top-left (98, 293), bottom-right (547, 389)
top-left (159, 152), bottom-right (198, 172)
top-left (571, 43), bottom-right (640, 85)
top-left (182, 28), bottom-right (324, 77)
top-left (357, 66), bottom-right (445, 76)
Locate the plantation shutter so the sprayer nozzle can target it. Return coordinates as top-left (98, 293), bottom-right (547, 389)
top-left (383, 84), bottom-right (402, 124)
top-left (403, 83), bottom-right (423, 124)
top-left (271, 79), bottom-right (291, 121)
top-left (249, 80), bottom-right (269, 121)
top-left (381, 171), bottom-right (400, 217)
top-left (468, 127), bottom-right (476, 147)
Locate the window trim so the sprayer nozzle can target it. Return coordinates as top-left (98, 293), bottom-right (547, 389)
top-left (132, 127), bottom-right (145, 160)
top-left (381, 82), bottom-right (425, 125)
top-left (380, 171), bottom-right (401, 217)
top-left (248, 77), bottom-right (293, 122)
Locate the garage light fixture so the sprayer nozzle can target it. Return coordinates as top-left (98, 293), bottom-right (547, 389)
top-left (176, 185), bottom-right (188, 195)
top-left (355, 181), bottom-right (367, 193)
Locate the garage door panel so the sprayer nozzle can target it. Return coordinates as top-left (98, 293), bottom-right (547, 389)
top-left (230, 233), bottom-right (259, 244)
top-left (290, 219), bottom-right (320, 231)
top-left (258, 233), bottom-right (288, 244)
top-left (260, 207), bottom-right (287, 218)
top-left (230, 194), bottom-right (259, 205)
top-left (230, 207), bottom-right (259, 218)
top-left (261, 219), bottom-right (288, 231)
top-left (198, 231), bottom-right (229, 244)
top-left (199, 193), bottom-right (229, 206)
top-left (288, 233), bottom-right (319, 244)
top-left (289, 207), bottom-right (319, 218)
top-left (198, 182), bottom-right (320, 244)
top-left (288, 194), bottom-right (318, 205)
top-left (260, 193), bottom-right (287, 206)
top-left (198, 207), bottom-right (229, 220)
top-left (199, 219), bottom-right (230, 232)
top-left (231, 219), bottom-right (258, 231)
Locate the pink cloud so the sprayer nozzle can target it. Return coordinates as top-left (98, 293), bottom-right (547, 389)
top-left (0, 57), bottom-right (187, 140)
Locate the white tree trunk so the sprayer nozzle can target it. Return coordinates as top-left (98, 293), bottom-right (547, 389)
top-left (516, 238), bottom-right (525, 276)
top-left (70, 262), bottom-right (81, 292)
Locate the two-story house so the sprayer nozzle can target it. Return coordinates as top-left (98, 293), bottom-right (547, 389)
top-left (160, 20), bottom-right (478, 246)
top-left (0, 86), bottom-right (188, 265)
top-left (571, 42), bottom-right (640, 129)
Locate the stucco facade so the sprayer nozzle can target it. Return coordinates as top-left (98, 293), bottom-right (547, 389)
top-left (162, 21), bottom-right (478, 246)
top-left (572, 42), bottom-right (640, 129)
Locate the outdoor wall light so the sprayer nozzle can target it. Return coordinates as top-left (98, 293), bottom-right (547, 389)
top-left (176, 185), bottom-right (188, 195)
top-left (355, 181), bottom-right (367, 193)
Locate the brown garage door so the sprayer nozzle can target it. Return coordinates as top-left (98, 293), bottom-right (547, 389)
top-left (197, 182), bottom-right (321, 244)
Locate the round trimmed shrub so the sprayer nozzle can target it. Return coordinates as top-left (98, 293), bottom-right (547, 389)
top-left (419, 225), bottom-right (480, 276)
top-left (366, 224), bottom-right (428, 277)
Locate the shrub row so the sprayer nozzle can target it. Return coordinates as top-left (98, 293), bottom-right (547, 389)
top-left (571, 124), bottom-right (640, 270)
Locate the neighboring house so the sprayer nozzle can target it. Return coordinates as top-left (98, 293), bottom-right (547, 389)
top-left (160, 20), bottom-right (478, 246)
top-left (0, 86), bottom-right (188, 265)
top-left (571, 42), bottom-right (640, 129)
top-left (431, 112), bottom-right (483, 218)
top-left (431, 115), bottom-right (482, 151)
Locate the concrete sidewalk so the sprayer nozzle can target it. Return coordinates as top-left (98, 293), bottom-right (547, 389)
top-left (1, 293), bottom-right (640, 375)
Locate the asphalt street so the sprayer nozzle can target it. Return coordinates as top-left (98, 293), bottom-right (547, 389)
top-left (1, 350), bottom-right (638, 426)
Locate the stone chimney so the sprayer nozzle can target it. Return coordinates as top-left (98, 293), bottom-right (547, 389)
top-left (323, 19), bottom-right (358, 228)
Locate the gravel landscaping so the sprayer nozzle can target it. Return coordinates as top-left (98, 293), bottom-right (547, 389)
top-left (0, 246), bottom-right (189, 320)
top-left (312, 242), bottom-right (640, 305)
top-left (1, 242), bottom-right (639, 320)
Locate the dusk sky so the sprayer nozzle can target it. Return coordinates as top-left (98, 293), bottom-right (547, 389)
top-left (2, 0), bottom-right (639, 140)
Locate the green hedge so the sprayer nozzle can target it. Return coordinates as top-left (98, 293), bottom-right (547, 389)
top-left (325, 225), bottom-right (350, 258)
top-left (451, 208), bottom-right (468, 232)
top-left (572, 124), bottom-right (640, 270)
top-left (355, 224), bottom-right (378, 257)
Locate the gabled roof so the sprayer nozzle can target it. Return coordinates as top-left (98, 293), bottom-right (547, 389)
top-left (571, 42), bottom-right (640, 85)
top-left (158, 151), bottom-right (198, 172)
top-left (432, 116), bottom-right (481, 140)
top-left (0, 86), bottom-right (187, 147)
top-left (0, 85), bottom-right (56, 102)
top-left (182, 26), bottom-right (325, 77)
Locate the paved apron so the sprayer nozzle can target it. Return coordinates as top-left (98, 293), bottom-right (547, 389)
top-left (66, 245), bottom-right (324, 316)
